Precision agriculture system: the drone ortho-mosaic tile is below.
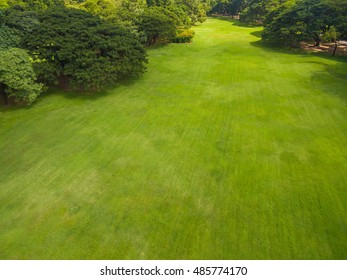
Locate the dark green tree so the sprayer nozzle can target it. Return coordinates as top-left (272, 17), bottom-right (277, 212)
top-left (1, 5), bottom-right (39, 37)
top-left (0, 25), bottom-right (21, 49)
top-left (262, 0), bottom-right (346, 47)
top-left (240, 0), bottom-right (281, 23)
top-left (24, 0), bottom-right (64, 11)
top-left (24, 7), bottom-right (147, 90)
top-left (139, 6), bottom-right (177, 45)
top-left (209, 0), bottom-right (245, 16)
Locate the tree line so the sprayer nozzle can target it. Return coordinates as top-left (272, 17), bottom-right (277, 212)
top-left (0, 0), bottom-right (209, 105)
top-left (1, 0), bottom-right (346, 105)
top-left (210, 0), bottom-right (347, 47)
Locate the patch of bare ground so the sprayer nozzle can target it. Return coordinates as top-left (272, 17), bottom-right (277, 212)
top-left (300, 41), bottom-right (347, 56)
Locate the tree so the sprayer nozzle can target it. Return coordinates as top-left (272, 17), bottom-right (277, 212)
top-left (324, 0), bottom-right (347, 40)
top-left (262, 0), bottom-right (345, 47)
top-left (1, 5), bottom-right (40, 39)
top-left (209, 0), bottom-right (245, 16)
top-left (0, 0), bottom-right (9, 9)
top-left (0, 25), bottom-right (21, 49)
top-left (146, 0), bottom-right (174, 6)
top-left (139, 6), bottom-right (177, 45)
top-left (166, 3), bottom-right (192, 28)
top-left (177, 0), bottom-right (208, 24)
top-left (0, 48), bottom-right (43, 104)
top-left (322, 26), bottom-right (339, 56)
top-left (24, 7), bottom-right (147, 90)
top-left (240, 0), bottom-right (281, 23)
top-left (66, 0), bottom-right (122, 22)
top-left (115, 0), bottom-right (147, 27)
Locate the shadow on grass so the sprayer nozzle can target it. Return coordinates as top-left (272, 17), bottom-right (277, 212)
top-left (47, 87), bottom-right (109, 100)
top-left (311, 62), bottom-right (347, 101)
top-left (46, 75), bottom-right (142, 101)
top-left (209, 16), bottom-right (261, 28)
top-left (0, 90), bottom-right (107, 112)
top-left (0, 76), bottom-right (143, 111)
top-left (250, 39), bottom-right (347, 62)
top-left (146, 43), bottom-right (169, 50)
top-left (250, 30), bottom-right (262, 38)
top-left (249, 39), bottom-right (347, 101)
top-left (231, 20), bottom-right (262, 28)
top-left (250, 39), bottom-right (305, 55)
top-left (209, 16), bottom-right (234, 22)
top-left (0, 101), bottom-right (33, 112)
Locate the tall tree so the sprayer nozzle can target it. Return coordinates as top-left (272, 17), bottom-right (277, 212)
top-left (240, 0), bottom-right (281, 23)
top-left (209, 0), bottom-right (245, 16)
top-left (139, 6), bottom-right (177, 45)
top-left (115, 0), bottom-right (147, 27)
top-left (66, 0), bottom-right (122, 22)
top-left (24, 7), bottom-right (147, 90)
top-left (262, 0), bottom-right (346, 47)
top-left (177, 0), bottom-right (208, 24)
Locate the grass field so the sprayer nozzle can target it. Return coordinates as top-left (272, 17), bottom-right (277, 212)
top-left (0, 18), bottom-right (346, 259)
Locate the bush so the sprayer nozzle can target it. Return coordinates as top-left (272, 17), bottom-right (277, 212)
top-left (172, 29), bottom-right (195, 43)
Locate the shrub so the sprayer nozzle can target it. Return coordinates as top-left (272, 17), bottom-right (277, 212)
top-left (172, 29), bottom-right (195, 43)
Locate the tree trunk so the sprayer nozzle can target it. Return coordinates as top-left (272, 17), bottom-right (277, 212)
top-left (332, 41), bottom-right (338, 56)
top-left (0, 83), bottom-right (8, 105)
top-left (314, 39), bottom-right (321, 47)
top-left (312, 31), bottom-right (321, 47)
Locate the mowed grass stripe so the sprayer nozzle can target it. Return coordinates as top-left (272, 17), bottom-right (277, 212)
top-left (0, 18), bottom-right (346, 259)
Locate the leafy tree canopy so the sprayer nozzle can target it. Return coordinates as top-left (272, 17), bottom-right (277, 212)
top-left (1, 5), bottom-right (40, 38)
top-left (0, 24), bottom-right (21, 49)
top-left (24, 7), bottom-right (147, 90)
top-left (113, 0), bottom-right (147, 27)
top-left (209, 0), bottom-right (245, 16)
top-left (139, 6), bottom-right (177, 45)
top-left (240, 0), bottom-right (281, 23)
top-left (65, 0), bottom-right (122, 22)
top-left (262, 0), bottom-right (347, 46)
top-left (0, 48), bottom-right (43, 104)
top-left (177, 0), bottom-right (208, 24)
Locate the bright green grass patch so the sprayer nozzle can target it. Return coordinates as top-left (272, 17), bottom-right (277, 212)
top-left (0, 18), bottom-right (346, 259)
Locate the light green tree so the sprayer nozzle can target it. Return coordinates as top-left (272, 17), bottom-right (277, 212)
top-left (0, 48), bottom-right (43, 105)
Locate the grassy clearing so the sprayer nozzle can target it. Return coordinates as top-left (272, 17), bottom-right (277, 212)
top-left (0, 18), bottom-right (346, 259)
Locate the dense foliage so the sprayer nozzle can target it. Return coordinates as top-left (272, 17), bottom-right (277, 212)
top-left (139, 6), bottom-right (178, 45)
top-left (0, 48), bottom-right (43, 104)
top-left (0, 0), bottom-right (207, 105)
top-left (0, 8), bottom-right (43, 104)
top-left (25, 7), bottom-right (147, 90)
top-left (1, 0), bottom-right (346, 106)
top-left (210, 0), bottom-right (285, 22)
top-left (210, 0), bottom-right (347, 49)
top-left (262, 0), bottom-right (347, 46)
top-left (209, 0), bottom-right (245, 15)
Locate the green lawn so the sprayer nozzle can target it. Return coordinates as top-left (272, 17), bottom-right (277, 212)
top-left (0, 18), bottom-right (346, 259)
